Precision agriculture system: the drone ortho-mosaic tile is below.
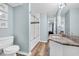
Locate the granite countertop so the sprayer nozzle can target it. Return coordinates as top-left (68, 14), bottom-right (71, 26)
top-left (49, 34), bottom-right (79, 47)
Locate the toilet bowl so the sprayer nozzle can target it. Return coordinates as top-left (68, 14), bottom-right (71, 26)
top-left (0, 36), bottom-right (20, 56)
top-left (3, 45), bottom-right (20, 56)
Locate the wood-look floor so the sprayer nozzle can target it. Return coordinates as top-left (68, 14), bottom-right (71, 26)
top-left (31, 42), bottom-right (49, 56)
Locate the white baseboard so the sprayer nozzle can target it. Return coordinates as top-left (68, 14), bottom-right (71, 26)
top-left (17, 51), bottom-right (32, 56)
top-left (40, 40), bottom-right (47, 43)
top-left (17, 51), bottom-right (28, 56)
top-left (30, 39), bottom-right (40, 51)
top-left (27, 51), bottom-right (32, 56)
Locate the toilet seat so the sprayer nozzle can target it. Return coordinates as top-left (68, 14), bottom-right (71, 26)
top-left (3, 45), bottom-right (20, 55)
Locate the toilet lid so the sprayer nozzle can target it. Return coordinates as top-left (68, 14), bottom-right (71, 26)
top-left (3, 45), bottom-right (20, 54)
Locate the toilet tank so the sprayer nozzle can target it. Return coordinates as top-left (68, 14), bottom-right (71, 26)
top-left (0, 36), bottom-right (14, 49)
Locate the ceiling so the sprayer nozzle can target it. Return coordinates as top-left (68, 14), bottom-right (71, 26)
top-left (31, 3), bottom-right (59, 17)
top-left (67, 3), bottom-right (79, 9)
top-left (31, 3), bottom-right (79, 17)
top-left (8, 3), bottom-right (23, 7)
top-left (61, 3), bottom-right (79, 16)
top-left (8, 3), bottom-right (79, 17)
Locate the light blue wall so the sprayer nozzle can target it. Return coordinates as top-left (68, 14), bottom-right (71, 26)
top-left (65, 11), bottom-right (70, 35)
top-left (70, 8), bottom-right (79, 36)
top-left (14, 4), bottom-right (29, 53)
top-left (0, 4), bottom-right (29, 53)
top-left (40, 14), bottom-right (48, 41)
top-left (0, 4), bottom-right (14, 37)
top-left (65, 8), bottom-right (79, 36)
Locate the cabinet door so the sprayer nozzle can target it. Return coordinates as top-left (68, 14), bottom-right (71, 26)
top-left (31, 24), bottom-right (35, 40)
top-left (63, 45), bottom-right (79, 56)
top-left (35, 24), bottom-right (39, 38)
top-left (0, 3), bottom-right (8, 13)
top-left (49, 41), bottom-right (63, 56)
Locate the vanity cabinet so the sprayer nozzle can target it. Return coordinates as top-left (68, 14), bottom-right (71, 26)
top-left (49, 41), bottom-right (63, 56)
top-left (63, 45), bottom-right (79, 56)
top-left (49, 41), bottom-right (79, 56)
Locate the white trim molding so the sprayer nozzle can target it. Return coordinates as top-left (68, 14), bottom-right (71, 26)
top-left (17, 51), bottom-right (28, 56)
top-left (27, 51), bottom-right (32, 56)
top-left (40, 40), bottom-right (47, 43)
top-left (17, 51), bottom-right (32, 56)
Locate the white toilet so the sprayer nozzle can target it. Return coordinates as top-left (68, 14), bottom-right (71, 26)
top-left (3, 45), bottom-right (20, 56)
top-left (0, 36), bottom-right (20, 56)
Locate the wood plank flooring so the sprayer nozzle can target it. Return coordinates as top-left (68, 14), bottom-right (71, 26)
top-left (31, 42), bottom-right (49, 56)
top-left (16, 41), bottom-right (49, 56)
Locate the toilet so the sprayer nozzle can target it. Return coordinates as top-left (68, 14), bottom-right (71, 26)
top-left (0, 36), bottom-right (20, 56)
top-left (3, 45), bottom-right (20, 56)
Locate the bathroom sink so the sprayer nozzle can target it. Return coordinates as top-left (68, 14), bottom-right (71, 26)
top-left (51, 35), bottom-right (79, 46)
top-left (52, 36), bottom-right (60, 39)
